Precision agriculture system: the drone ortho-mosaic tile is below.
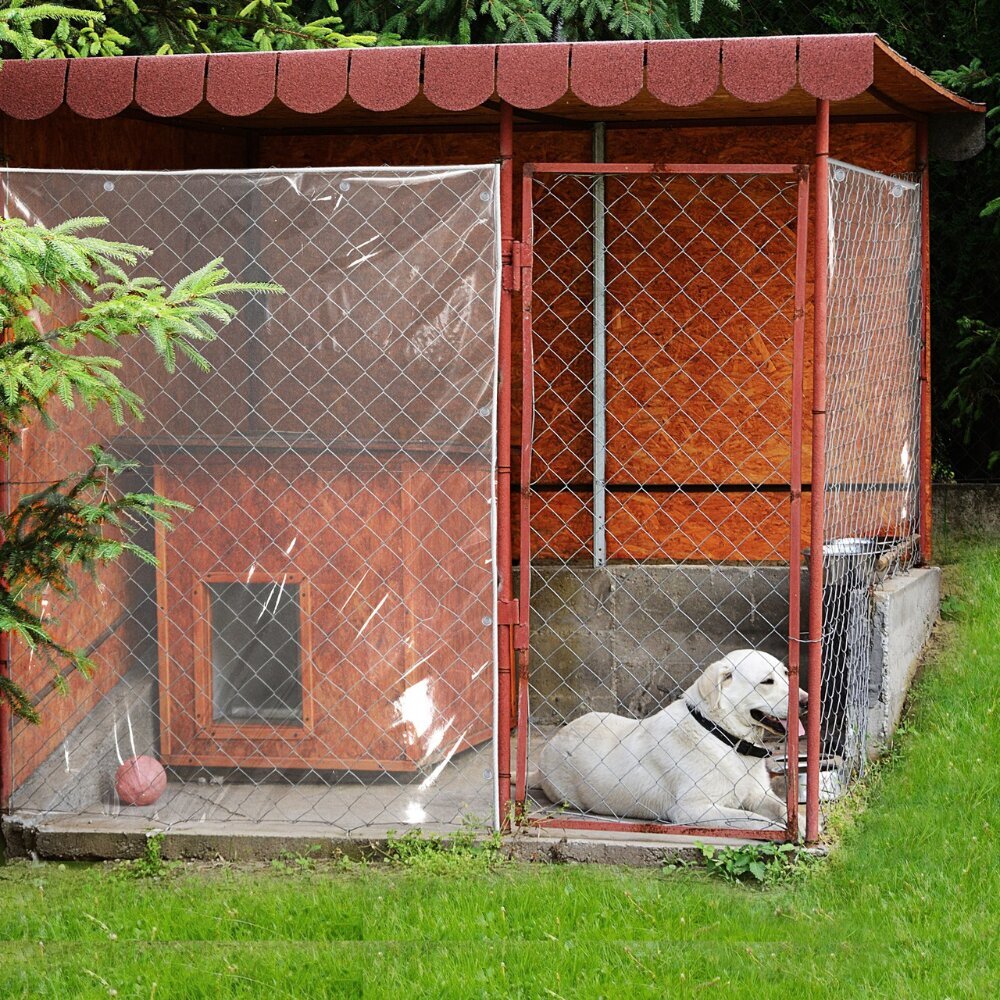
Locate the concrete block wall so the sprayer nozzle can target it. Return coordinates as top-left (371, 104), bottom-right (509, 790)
top-left (866, 567), bottom-right (941, 755)
top-left (521, 565), bottom-right (798, 724)
top-left (521, 563), bottom-right (939, 748)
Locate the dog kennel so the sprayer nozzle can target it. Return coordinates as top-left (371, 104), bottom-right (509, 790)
top-left (0, 37), bottom-right (984, 852)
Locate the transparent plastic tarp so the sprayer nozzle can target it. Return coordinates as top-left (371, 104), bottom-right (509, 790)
top-left (822, 159), bottom-right (922, 780)
top-left (4, 165), bottom-right (500, 834)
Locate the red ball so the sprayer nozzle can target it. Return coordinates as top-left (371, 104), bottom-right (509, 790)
top-left (115, 755), bottom-right (167, 806)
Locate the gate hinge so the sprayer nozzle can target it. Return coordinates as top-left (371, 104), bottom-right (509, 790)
top-left (497, 598), bottom-right (520, 625)
top-left (502, 240), bottom-right (523, 293)
top-left (514, 622), bottom-right (530, 651)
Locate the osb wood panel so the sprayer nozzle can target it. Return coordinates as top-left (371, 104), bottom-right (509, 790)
top-left (601, 172), bottom-right (800, 487)
top-left (535, 124), bottom-right (914, 483)
top-left (258, 130), bottom-right (499, 168)
top-left (8, 395), bottom-right (143, 791)
top-left (513, 488), bottom-right (810, 564)
top-left (1, 107), bottom-right (246, 170)
top-left (401, 464), bottom-right (494, 755)
top-left (156, 450), bottom-right (492, 771)
top-left (606, 490), bottom-right (811, 563)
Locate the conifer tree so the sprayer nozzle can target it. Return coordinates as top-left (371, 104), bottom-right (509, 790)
top-left (0, 215), bottom-right (279, 721)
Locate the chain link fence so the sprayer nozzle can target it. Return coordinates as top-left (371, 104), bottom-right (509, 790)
top-left (519, 167), bottom-right (808, 835)
top-left (4, 165), bottom-right (500, 836)
top-left (2, 156), bottom-right (925, 845)
top-left (821, 160), bottom-right (923, 788)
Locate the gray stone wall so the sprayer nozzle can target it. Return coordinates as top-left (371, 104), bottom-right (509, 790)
top-left (519, 565), bottom-right (803, 725)
top-left (933, 483), bottom-right (1000, 538)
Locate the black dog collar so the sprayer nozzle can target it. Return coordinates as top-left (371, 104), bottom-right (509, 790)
top-left (685, 704), bottom-right (770, 759)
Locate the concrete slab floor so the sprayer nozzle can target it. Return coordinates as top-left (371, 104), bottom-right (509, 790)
top-left (3, 727), bottom-right (810, 864)
top-left (2, 810), bottom-right (803, 867)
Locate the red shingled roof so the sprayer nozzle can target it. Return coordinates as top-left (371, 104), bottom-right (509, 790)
top-left (0, 35), bottom-right (983, 122)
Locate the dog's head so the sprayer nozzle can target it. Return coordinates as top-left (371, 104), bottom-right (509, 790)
top-left (688, 649), bottom-right (807, 742)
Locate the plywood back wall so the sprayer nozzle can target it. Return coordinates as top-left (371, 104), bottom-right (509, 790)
top-left (1, 109), bottom-right (246, 170)
top-left (3, 115), bottom-right (917, 567)
top-left (208, 118), bottom-right (920, 564)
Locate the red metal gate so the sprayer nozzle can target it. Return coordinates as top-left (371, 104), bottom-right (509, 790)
top-left (514, 162), bottom-right (811, 841)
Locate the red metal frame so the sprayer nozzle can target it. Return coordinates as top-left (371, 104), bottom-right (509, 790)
top-left (917, 122), bottom-right (932, 565)
top-left (514, 165), bottom-right (535, 813)
top-left (528, 162), bottom-right (802, 176)
top-left (785, 165), bottom-right (811, 839)
top-left (517, 159), bottom-right (812, 842)
top-left (531, 817), bottom-right (789, 842)
top-left (806, 100), bottom-right (831, 844)
top-left (0, 315), bottom-right (9, 809)
top-left (496, 102), bottom-right (514, 829)
top-left (0, 165), bottom-right (10, 807)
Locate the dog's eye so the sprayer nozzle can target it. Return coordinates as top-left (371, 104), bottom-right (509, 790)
top-left (762, 679), bottom-right (775, 685)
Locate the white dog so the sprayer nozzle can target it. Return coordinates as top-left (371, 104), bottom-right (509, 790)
top-left (530, 649), bottom-right (806, 831)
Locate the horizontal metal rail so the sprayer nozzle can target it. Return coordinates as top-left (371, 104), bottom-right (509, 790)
top-left (526, 162), bottom-right (804, 175)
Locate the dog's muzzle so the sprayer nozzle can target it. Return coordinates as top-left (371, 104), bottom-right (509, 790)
top-left (751, 694), bottom-right (808, 737)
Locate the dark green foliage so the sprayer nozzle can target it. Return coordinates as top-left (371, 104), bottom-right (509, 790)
top-left (0, 0), bottom-right (737, 54)
top-left (0, 1), bottom-right (376, 56)
top-left (0, 215), bottom-right (280, 722)
top-left (698, 0), bottom-right (1000, 482)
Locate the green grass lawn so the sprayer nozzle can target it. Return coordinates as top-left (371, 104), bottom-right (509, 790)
top-left (1, 541), bottom-right (998, 999)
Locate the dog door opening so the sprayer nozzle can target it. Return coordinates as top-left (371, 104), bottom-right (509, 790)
top-left (208, 581), bottom-right (303, 726)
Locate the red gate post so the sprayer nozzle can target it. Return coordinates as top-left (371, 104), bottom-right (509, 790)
top-left (496, 102), bottom-right (514, 829)
top-left (806, 99), bottom-right (831, 844)
top-left (786, 165), bottom-right (811, 838)
top-left (514, 165), bottom-right (535, 813)
top-left (917, 121), bottom-right (932, 565)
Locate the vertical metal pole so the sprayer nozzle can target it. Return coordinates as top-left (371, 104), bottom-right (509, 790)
top-left (786, 167), bottom-right (810, 838)
top-left (515, 167), bottom-right (535, 812)
top-left (496, 102), bottom-right (514, 830)
top-left (807, 100), bottom-right (831, 844)
top-left (592, 123), bottom-right (607, 568)
top-left (0, 155), bottom-right (11, 810)
top-left (917, 122), bottom-right (932, 565)
top-left (0, 321), bottom-right (10, 809)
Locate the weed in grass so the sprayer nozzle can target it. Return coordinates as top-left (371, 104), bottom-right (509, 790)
top-left (669, 841), bottom-right (820, 886)
top-left (115, 833), bottom-right (177, 881)
top-left (939, 593), bottom-right (966, 621)
top-left (269, 845), bottom-right (322, 874)
top-left (380, 824), bottom-right (506, 873)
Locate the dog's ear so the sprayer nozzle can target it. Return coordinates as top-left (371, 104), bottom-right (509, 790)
top-left (696, 661), bottom-right (734, 712)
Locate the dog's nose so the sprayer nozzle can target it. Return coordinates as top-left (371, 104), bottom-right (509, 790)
top-left (798, 692), bottom-right (809, 711)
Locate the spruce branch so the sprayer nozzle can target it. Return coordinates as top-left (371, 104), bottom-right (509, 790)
top-left (0, 214), bottom-right (283, 722)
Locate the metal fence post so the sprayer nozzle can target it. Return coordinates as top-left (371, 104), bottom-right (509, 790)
top-left (807, 99), bottom-right (831, 844)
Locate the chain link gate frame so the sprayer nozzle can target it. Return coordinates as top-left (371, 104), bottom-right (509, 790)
top-left (512, 161), bottom-right (811, 842)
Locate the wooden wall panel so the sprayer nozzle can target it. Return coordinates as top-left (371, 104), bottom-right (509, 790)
top-left (2, 107), bottom-right (246, 170)
top-left (521, 120), bottom-right (915, 563)
top-left (8, 388), bottom-right (148, 790)
top-left (514, 488), bottom-right (811, 564)
top-left (606, 490), bottom-right (810, 564)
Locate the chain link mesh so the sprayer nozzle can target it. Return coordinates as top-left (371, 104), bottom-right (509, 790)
top-left (521, 170), bottom-right (805, 833)
top-left (821, 160), bottom-right (923, 792)
top-left (4, 165), bottom-right (500, 836)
